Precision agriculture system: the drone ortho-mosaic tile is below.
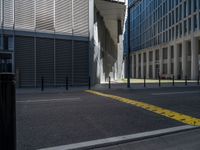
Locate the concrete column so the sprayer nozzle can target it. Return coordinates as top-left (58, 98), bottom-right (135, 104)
top-left (159, 48), bottom-right (163, 76)
top-left (182, 41), bottom-right (187, 77)
top-left (167, 46), bottom-right (171, 77)
top-left (191, 37), bottom-right (198, 79)
top-left (136, 53), bottom-right (139, 78)
top-left (141, 52), bottom-right (144, 78)
top-left (174, 43), bottom-right (179, 79)
top-left (152, 50), bottom-right (156, 79)
top-left (146, 51), bottom-right (149, 78)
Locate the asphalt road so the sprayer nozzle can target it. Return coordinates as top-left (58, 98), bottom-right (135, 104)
top-left (16, 87), bottom-right (200, 150)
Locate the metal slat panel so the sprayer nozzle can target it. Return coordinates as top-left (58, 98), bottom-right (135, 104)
top-left (73, 41), bottom-right (89, 85)
top-left (15, 0), bottom-right (35, 31)
top-left (73, 0), bottom-right (89, 37)
top-left (3, 0), bottom-right (14, 29)
top-left (55, 0), bottom-right (72, 35)
top-left (36, 37), bottom-right (54, 87)
top-left (15, 36), bottom-right (35, 87)
top-left (55, 39), bottom-right (72, 86)
top-left (36, 0), bottom-right (54, 32)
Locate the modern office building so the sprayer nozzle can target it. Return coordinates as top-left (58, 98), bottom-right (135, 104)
top-left (126, 0), bottom-right (200, 80)
top-left (0, 0), bottom-right (125, 87)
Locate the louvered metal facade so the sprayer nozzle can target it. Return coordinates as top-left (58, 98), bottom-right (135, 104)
top-left (0, 0), bottom-right (90, 87)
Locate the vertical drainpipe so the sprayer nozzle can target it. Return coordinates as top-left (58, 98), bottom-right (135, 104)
top-left (34, 0), bottom-right (37, 88)
top-left (127, 7), bottom-right (131, 88)
top-left (71, 0), bottom-right (74, 86)
top-left (12, 0), bottom-right (15, 74)
top-left (53, 0), bottom-right (56, 87)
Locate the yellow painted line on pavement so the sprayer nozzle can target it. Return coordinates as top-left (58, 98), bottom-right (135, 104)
top-left (85, 90), bottom-right (200, 126)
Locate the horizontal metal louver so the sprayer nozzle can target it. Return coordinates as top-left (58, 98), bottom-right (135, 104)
top-left (15, 36), bottom-right (35, 87)
top-left (55, 39), bottom-right (72, 86)
top-left (36, 37), bottom-right (54, 87)
top-left (15, 0), bottom-right (35, 31)
top-left (73, 0), bottom-right (89, 37)
top-left (55, 0), bottom-right (72, 35)
top-left (36, 0), bottom-right (54, 31)
top-left (73, 41), bottom-right (89, 85)
top-left (3, 0), bottom-right (14, 28)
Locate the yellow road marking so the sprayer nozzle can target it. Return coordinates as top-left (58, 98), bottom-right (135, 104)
top-left (85, 90), bottom-right (200, 126)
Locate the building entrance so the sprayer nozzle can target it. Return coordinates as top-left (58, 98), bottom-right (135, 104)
top-left (0, 53), bottom-right (12, 73)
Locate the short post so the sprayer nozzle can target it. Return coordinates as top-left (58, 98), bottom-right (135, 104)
top-left (144, 75), bottom-right (146, 87)
top-left (108, 76), bottom-right (111, 89)
top-left (197, 75), bottom-right (199, 85)
top-left (158, 75), bottom-right (161, 87)
top-left (0, 73), bottom-right (16, 150)
top-left (66, 76), bottom-right (68, 91)
top-left (172, 75), bottom-right (175, 86)
top-left (88, 76), bottom-right (91, 90)
top-left (41, 76), bottom-right (44, 91)
top-left (185, 75), bottom-right (187, 86)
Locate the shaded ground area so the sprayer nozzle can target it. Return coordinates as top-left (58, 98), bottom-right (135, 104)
top-left (16, 88), bottom-right (188, 150)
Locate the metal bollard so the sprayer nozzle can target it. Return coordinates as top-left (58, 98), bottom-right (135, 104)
top-left (0, 73), bottom-right (16, 150)
top-left (66, 76), bottom-right (68, 91)
top-left (158, 75), bottom-right (161, 87)
top-left (185, 76), bottom-right (187, 86)
top-left (172, 75), bottom-right (175, 86)
top-left (109, 76), bottom-right (111, 89)
top-left (197, 75), bottom-right (199, 85)
top-left (144, 75), bottom-right (146, 87)
top-left (88, 76), bottom-right (91, 90)
top-left (41, 76), bottom-right (44, 91)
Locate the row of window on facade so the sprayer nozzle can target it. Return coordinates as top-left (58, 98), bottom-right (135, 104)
top-left (0, 34), bottom-right (14, 51)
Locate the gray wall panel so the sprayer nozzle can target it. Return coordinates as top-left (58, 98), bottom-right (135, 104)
top-left (73, 41), bottom-right (89, 85)
top-left (15, 36), bottom-right (35, 87)
top-left (36, 37), bottom-right (54, 86)
top-left (55, 39), bottom-right (72, 86)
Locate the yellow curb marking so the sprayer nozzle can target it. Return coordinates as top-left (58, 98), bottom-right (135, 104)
top-left (85, 90), bottom-right (200, 126)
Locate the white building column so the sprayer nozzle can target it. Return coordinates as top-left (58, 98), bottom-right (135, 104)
top-left (146, 51), bottom-right (149, 78)
top-left (152, 50), bottom-right (156, 79)
top-left (182, 41), bottom-right (187, 78)
top-left (141, 52), bottom-right (144, 78)
top-left (159, 48), bottom-right (163, 76)
top-left (174, 43), bottom-right (179, 79)
top-left (136, 53), bottom-right (139, 78)
top-left (167, 46), bottom-right (171, 77)
top-left (191, 37), bottom-right (198, 79)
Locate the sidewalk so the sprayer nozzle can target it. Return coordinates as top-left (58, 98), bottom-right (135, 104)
top-left (95, 128), bottom-right (200, 150)
top-left (16, 81), bottom-right (199, 94)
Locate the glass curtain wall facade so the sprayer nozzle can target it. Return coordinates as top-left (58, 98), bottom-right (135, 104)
top-left (127, 0), bottom-right (200, 80)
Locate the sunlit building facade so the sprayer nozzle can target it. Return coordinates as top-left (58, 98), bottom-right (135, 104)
top-left (128, 0), bottom-right (200, 80)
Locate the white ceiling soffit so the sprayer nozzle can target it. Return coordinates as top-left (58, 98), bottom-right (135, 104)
top-left (95, 0), bottom-right (126, 44)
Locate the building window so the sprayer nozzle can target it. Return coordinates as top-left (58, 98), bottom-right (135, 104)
top-left (3, 35), bottom-right (14, 51)
top-left (0, 35), bottom-right (2, 49)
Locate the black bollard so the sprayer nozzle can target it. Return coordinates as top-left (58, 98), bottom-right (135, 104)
top-left (172, 75), bottom-right (175, 86)
top-left (66, 76), bottom-right (68, 91)
top-left (185, 76), bottom-right (187, 86)
top-left (197, 75), bottom-right (199, 85)
top-left (41, 76), bottom-right (44, 91)
top-left (109, 76), bottom-right (111, 89)
top-left (0, 73), bottom-right (16, 150)
top-left (159, 75), bottom-right (161, 87)
top-left (144, 75), bottom-right (146, 87)
top-left (88, 76), bottom-right (91, 90)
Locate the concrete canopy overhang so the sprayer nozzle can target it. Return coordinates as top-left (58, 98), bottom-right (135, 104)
top-left (95, 0), bottom-right (126, 44)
